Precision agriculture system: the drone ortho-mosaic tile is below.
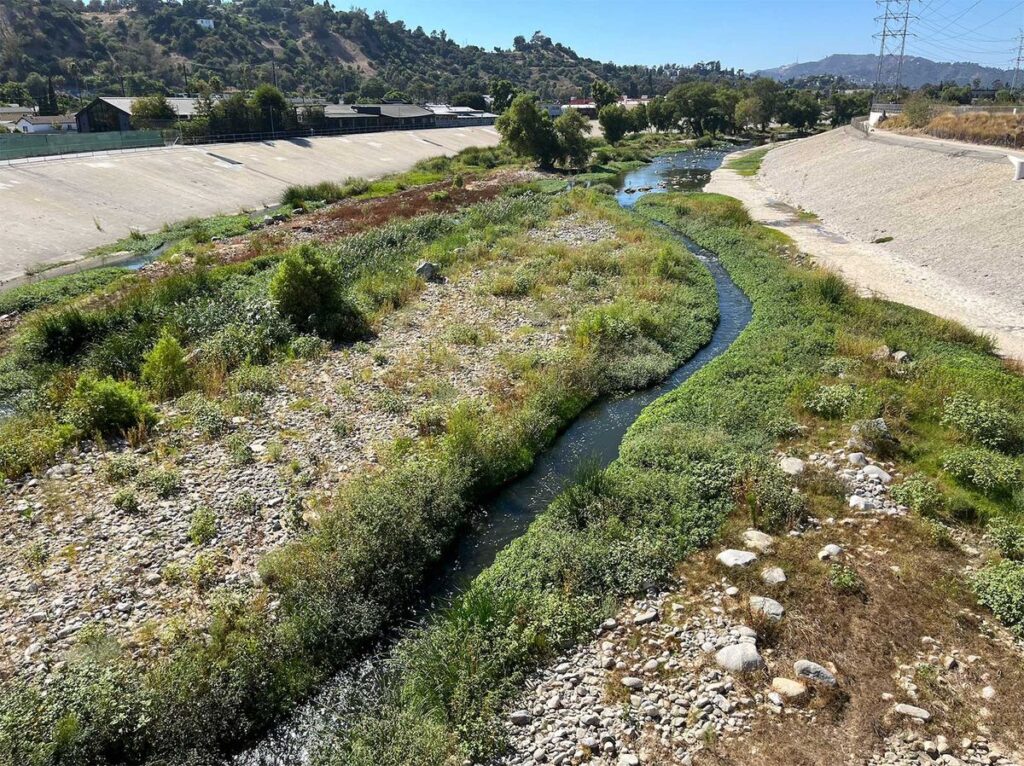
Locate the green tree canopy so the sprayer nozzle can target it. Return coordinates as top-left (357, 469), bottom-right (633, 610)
top-left (598, 103), bottom-right (631, 144)
top-left (590, 78), bottom-right (620, 110)
top-left (495, 93), bottom-right (559, 167)
top-left (553, 107), bottom-right (591, 168)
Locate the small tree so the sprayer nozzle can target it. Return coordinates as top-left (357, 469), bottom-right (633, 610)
top-left (590, 79), bottom-right (620, 110)
top-left (270, 245), bottom-right (362, 340)
top-left (141, 329), bottom-right (190, 400)
top-left (598, 104), bottom-right (630, 144)
top-left (630, 102), bottom-right (649, 133)
top-left (131, 95), bottom-right (176, 128)
top-left (646, 95), bottom-right (677, 132)
top-left (495, 94), bottom-right (559, 166)
top-left (903, 94), bottom-right (933, 128)
top-left (735, 96), bottom-right (761, 131)
top-left (489, 79), bottom-right (518, 113)
top-left (554, 107), bottom-right (591, 168)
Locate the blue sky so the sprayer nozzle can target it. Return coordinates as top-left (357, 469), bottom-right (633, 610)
top-left (339, 0), bottom-right (1024, 72)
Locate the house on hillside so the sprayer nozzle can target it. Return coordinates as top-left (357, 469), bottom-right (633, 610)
top-left (14, 114), bottom-right (77, 134)
top-left (196, 18), bottom-right (215, 30)
top-left (319, 104), bottom-right (381, 131)
top-left (76, 97), bottom-right (203, 132)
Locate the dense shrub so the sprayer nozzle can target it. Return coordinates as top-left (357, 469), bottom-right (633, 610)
top-left (891, 475), bottom-right (944, 517)
top-left (63, 375), bottom-right (155, 437)
top-left (269, 245), bottom-right (364, 340)
top-left (987, 517), bottom-right (1024, 561)
top-left (942, 447), bottom-right (1019, 496)
top-left (972, 560), bottom-right (1024, 630)
top-left (740, 455), bottom-right (807, 532)
top-left (141, 329), bottom-right (190, 400)
top-left (941, 392), bottom-right (1019, 452)
top-left (23, 306), bottom-right (99, 363)
top-left (189, 506), bottom-right (218, 545)
top-left (805, 384), bottom-right (856, 419)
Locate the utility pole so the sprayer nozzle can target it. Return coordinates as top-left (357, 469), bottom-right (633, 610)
top-left (873, 0), bottom-right (914, 104)
top-left (1012, 29), bottom-right (1024, 97)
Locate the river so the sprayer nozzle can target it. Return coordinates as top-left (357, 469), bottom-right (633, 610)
top-left (234, 145), bottom-right (752, 765)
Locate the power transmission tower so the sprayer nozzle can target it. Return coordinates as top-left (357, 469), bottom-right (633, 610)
top-left (1012, 29), bottom-right (1024, 96)
top-left (873, 0), bottom-right (914, 104)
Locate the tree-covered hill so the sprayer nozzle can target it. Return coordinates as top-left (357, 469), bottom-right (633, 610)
top-left (0, 0), bottom-right (743, 106)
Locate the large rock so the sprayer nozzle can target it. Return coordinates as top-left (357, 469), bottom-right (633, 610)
top-left (779, 457), bottom-right (806, 476)
top-left (510, 709), bottom-right (533, 726)
top-left (415, 261), bottom-right (441, 281)
top-left (743, 529), bottom-right (775, 553)
top-left (749, 595), bottom-right (785, 622)
top-left (717, 549), bottom-right (757, 568)
top-left (620, 676), bottom-right (644, 690)
top-left (862, 464), bottom-right (893, 484)
top-left (893, 703), bottom-right (931, 721)
top-left (761, 566), bottom-right (787, 585)
top-left (771, 677), bottom-right (808, 700)
top-left (794, 659), bottom-right (837, 686)
top-left (818, 543), bottom-right (843, 560)
top-left (632, 608), bottom-right (659, 626)
top-left (715, 642), bottom-right (765, 673)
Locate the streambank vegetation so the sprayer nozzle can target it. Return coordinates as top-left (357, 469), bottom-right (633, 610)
top-left (0, 139), bottom-right (716, 764)
top-left (315, 193), bottom-right (1024, 765)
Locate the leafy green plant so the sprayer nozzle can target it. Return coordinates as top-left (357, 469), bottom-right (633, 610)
top-left (805, 384), bottom-right (856, 420)
top-left (188, 506), bottom-right (218, 545)
top-left (225, 433), bottom-right (254, 466)
top-left (987, 517), bottom-right (1024, 560)
top-left (972, 560), bottom-right (1024, 630)
top-left (103, 453), bottom-right (140, 485)
top-left (140, 467), bottom-right (182, 498)
top-left (141, 329), bottom-right (190, 400)
top-left (941, 392), bottom-right (1019, 452)
top-left (891, 475), bottom-right (944, 517)
top-left (63, 374), bottom-right (155, 437)
top-left (269, 244), bottom-right (364, 341)
top-left (112, 488), bottom-right (141, 515)
top-left (942, 447), bottom-right (1019, 496)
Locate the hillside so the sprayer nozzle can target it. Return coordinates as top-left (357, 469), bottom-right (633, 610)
top-left (0, 0), bottom-right (741, 103)
top-left (756, 53), bottom-right (1016, 88)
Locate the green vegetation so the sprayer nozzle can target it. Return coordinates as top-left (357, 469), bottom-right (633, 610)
top-left (0, 268), bottom-right (129, 316)
top-left (318, 189), bottom-right (1024, 764)
top-left (140, 330), bottom-right (190, 401)
top-left (0, 176), bottom-right (722, 765)
top-left (724, 147), bottom-right (770, 176)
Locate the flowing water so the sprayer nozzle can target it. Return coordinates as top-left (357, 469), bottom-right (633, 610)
top-left (235, 145), bottom-right (752, 765)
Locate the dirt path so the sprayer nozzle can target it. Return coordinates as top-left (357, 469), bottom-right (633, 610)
top-left (705, 130), bottom-right (1024, 360)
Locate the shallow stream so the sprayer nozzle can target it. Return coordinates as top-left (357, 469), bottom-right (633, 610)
top-left (235, 146), bottom-right (752, 764)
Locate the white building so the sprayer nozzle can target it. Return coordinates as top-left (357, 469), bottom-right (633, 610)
top-left (197, 18), bottom-right (215, 30)
top-left (14, 114), bottom-right (77, 134)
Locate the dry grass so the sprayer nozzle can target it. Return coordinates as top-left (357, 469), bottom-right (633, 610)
top-left (680, 511), bottom-right (1024, 766)
top-left (924, 112), bottom-right (1024, 150)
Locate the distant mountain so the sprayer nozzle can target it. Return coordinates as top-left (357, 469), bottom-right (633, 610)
top-left (756, 54), bottom-right (1015, 88)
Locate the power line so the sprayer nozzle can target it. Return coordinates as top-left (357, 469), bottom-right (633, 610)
top-left (874, 0), bottom-right (915, 101)
top-left (1013, 28), bottom-right (1024, 92)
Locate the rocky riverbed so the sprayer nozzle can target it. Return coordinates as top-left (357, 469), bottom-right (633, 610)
top-left (0, 211), bottom-right (620, 681)
top-left (495, 415), bottom-right (1024, 766)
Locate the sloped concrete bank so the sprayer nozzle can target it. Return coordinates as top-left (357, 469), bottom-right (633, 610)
top-left (0, 126), bottom-right (500, 283)
top-left (705, 127), bottom-right (1024, 359)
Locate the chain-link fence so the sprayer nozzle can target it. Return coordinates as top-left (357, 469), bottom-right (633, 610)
top-left (0, 130), bottom-right (167, 163)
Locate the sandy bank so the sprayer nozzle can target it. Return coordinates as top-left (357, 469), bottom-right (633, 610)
top-left (706, 128), bottom-right (1024, 359)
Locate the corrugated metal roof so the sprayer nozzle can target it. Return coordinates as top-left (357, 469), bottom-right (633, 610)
top-left (95, 96), bottom-right (206, 117)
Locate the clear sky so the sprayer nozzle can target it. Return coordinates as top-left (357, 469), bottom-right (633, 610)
top-left (338, 0), bottom-right (1024, 72)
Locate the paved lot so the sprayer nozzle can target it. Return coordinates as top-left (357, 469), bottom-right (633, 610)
top-left (0, 126), bottom-right (500, 283)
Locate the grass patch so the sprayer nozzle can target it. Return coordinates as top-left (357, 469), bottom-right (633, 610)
top-left (725, 147), bottom-right (770, 176)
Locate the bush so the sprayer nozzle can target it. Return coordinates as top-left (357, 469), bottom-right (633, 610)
top-left (103, 453), bottom-right (140, 484)
top-left (942, 447), bottom-right (1020, 496)
top-left (141, 329), bottom-right (190, 400)
top-left (269, 245), bottom-right (364, 340)
top-left (189, 506), bottom-right (218, 545)
top-left (987, 517), bottom-right (1024, 560)
top-left (63, 375), bottom-right (155, 437)
top-left (229, 364), bottom-right (278, 394)
top-left (23, 306), bottom-right (100, 363)
top-left (941, 393), bottom-right (1019, 452)
top-left (811, 271), bottom-right (850, 306)
top-left (177, 392), bottom-right (229, 438)
top-left (828, 564), bottom-right (864, 594)
top-left (112, 488), bottom-right (141, 515)
top-left (972, 560), bottom-right (1024, 630)
top-left (891, 475), bottom-right (944, 517)
top-left (141, 467), bottom-right (182, 498)
top-left (740, 456), bottom-right (807, 532)
top-left (805, 384), bottom-right (856, 419)
top-left (289, 334), bottom-right (329, 360)
top-left (903, 95), bottom-right (933, 129)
